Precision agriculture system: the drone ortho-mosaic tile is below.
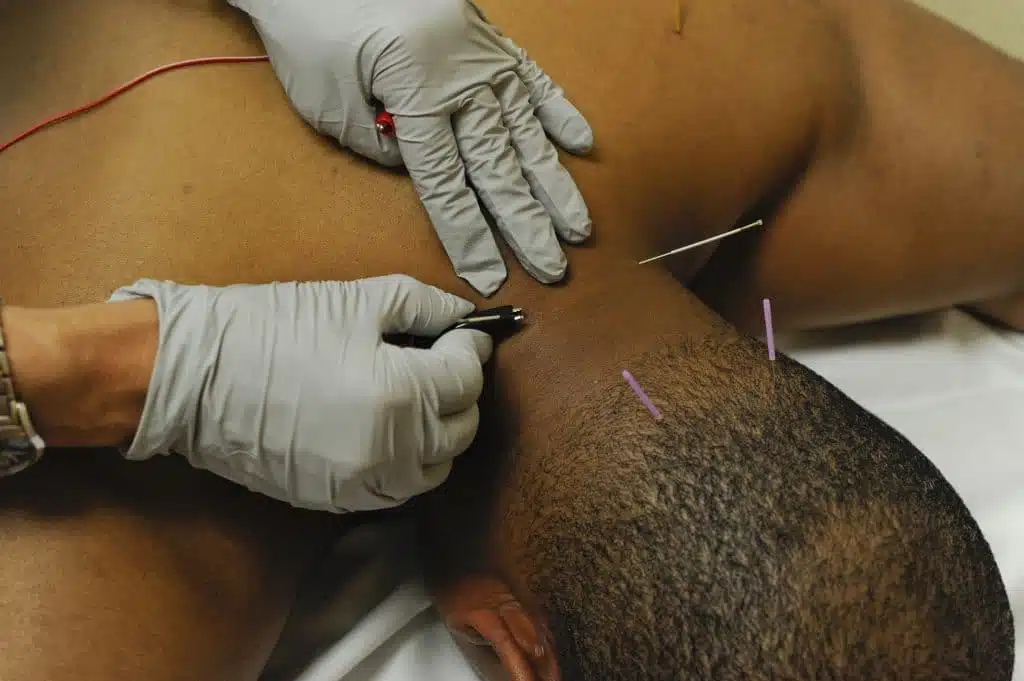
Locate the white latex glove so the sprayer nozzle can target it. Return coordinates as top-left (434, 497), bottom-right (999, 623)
top-left (109, 276), bottom-right (493, 513)
top-left (228, 0), bottom-right (594, 296)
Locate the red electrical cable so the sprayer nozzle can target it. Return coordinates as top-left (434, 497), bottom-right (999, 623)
top-left (0, 55), bottom-right (269, 154)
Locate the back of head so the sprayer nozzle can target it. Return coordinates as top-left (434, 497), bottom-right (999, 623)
top-left (499, 334), bottom-right (1014, 681)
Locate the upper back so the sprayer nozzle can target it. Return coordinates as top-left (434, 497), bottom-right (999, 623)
top-left (1, 0), bottom-right (425, 305)
top-left (1, 0), bottom-right (839, 308)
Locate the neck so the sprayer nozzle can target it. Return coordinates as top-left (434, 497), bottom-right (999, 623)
top-left (491, 261), bottom-right (724, 440)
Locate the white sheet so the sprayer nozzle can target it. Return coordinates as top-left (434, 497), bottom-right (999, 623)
top-left (286, 310), bottom-right (1023, 681)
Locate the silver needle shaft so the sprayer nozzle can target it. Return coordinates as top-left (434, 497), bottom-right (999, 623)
top-left (637, 219), bottom-right (764, 265)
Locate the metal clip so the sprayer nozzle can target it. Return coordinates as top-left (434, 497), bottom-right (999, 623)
top-left (446, 305), bottom-right (525, 333)
top-left (385, 305), bottom-right (526, 349)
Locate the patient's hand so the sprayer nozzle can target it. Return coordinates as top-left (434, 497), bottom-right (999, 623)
top-left (436, 574), bottom-right (559, 681)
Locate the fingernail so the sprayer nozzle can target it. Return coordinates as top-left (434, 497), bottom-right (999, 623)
top-left (499, 603), bottom-right (544, 659)
top-left (448, 625), bottom-right (490, 647)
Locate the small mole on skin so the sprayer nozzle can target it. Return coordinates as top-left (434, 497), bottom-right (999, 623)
top-left (973, 140), bottom-right (991, 187)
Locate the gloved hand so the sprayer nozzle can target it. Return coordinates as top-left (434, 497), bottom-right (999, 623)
top-left (109, 276), bottom-right (493, 513)
top-left (228, 0), bottom-right (594, 296)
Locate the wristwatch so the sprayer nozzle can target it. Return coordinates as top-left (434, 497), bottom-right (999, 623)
top-left (0, 300), bottom-right (46, 477)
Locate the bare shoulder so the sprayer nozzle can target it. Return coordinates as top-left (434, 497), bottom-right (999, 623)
top-left (0, 450), bottom-right (335, 681)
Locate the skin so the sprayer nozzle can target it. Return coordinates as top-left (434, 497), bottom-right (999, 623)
top-left (1, 0), bottom-right (1022, 679)
top-left (691, 0), bottom-right (1024, 332)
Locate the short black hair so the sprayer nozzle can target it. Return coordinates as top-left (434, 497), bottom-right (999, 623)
top-left (499, 334), bottom-right (1014, 681)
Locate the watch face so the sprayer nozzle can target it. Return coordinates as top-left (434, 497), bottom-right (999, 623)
top-left (0, 438), bottom-right (43, 478)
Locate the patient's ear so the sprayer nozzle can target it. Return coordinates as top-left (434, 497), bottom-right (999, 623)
top-left (437, 574), bottom-right (560, 681)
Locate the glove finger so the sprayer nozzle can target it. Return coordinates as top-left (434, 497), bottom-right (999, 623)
top-left (493, 72), bottom-right (591, 244)
top-left (361, 274), bottom-right (474, 336)
top-left (512, 54), bottom-right (594, 156)
top-left (453, 88), bottom-right (567, 285)
top-left (423, 404), bottom-right (481, 466)
top-left (395, 114), bottom-right (509, 296)
top-left (424, 329), bottom-right (492, 416)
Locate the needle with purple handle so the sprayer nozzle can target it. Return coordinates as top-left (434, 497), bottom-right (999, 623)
top-left (623, 370), bottom-right (663, 421)
top-left (763, 298), bottom-right (777, 361)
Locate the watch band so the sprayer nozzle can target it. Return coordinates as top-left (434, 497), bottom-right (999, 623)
top-left (0, 299), bottom-right (46, 477)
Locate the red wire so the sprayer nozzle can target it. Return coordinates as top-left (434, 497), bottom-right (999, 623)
top-left (0, 55), bottom-right (269, 154)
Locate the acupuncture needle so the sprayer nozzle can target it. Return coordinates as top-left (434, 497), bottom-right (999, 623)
top-left (637, 219), bottom-right (764, 265)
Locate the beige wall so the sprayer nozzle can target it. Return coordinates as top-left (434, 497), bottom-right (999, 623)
top-left (912, 0), bottom-right (1024, 59)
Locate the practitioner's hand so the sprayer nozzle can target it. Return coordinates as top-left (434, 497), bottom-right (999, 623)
top-left (109, 276), bottom-right (492, 513)
top-left (229, 0), bottom-right (594, 296)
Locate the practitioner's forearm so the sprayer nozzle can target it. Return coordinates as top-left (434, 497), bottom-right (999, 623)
top-left (2, 301), bottom-right (157, 449)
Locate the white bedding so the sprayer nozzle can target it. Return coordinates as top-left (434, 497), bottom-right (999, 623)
top-left (281, 309), bottom-right (1023, 681)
